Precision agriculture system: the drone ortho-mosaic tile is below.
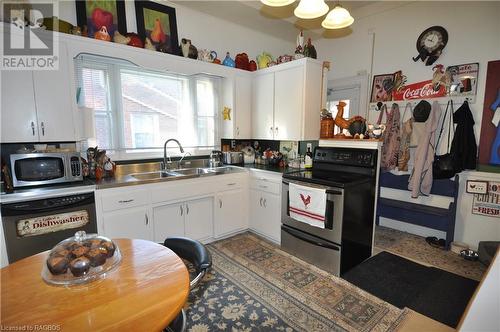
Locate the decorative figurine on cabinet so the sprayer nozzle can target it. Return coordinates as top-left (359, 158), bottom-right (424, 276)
top-left (180, 38), bottom-right (198, 59)
top-left (256, 52), bottom-right (272, 69)
top-left (303, 38), bottom-right (317, 59)
top-left (222, 52), bottom-right (236, 67)
top-left (94, 26), bottom-right (111, 41)
top-left (113, 31), bottom-right (130, 44)
top-left (144, 37), bottom-right (157, 51)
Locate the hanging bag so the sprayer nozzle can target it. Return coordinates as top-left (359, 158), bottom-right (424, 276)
top-left (433, 100), bottom-right (456, 179)
top-left (379, 103), bottom-right (401, 170)
top-left (398, 103), bottom-right (413, 171)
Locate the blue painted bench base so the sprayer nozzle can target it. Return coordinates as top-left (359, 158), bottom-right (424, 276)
top-left (376, 172), bottom-right (459, 249)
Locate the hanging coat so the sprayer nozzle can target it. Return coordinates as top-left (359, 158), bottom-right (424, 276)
top-left (450, 101), bottom-right (477, 171)
top-left (409, 101), bottom-right (441, 198)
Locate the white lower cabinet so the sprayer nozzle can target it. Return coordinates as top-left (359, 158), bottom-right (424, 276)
top-left (249, 189), bottom-right (281, 243)
top-left (215, 188), bottom-right (247, 237)
top-left (184, 198), bottom-right (213, 241)
top-left (153, 197), bottom-right (213, 242)
top-left (153, 202), bottom-right (185, 242)
top-left (102, 206), bottom-right (152, 240)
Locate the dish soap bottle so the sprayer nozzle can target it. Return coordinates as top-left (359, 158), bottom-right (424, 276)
top-left (305, 143), bottom-right (313, 169)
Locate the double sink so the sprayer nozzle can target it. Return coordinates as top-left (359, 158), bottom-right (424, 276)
top-left (129, 166), bottom-right (237, 182)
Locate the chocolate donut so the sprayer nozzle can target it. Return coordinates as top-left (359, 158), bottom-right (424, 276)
top-left (69, 257), bottom-right (91, 277)
top-left (85, 247), bottom-right (107, 267)
top-left (46, 256), bottom-right (69, 275)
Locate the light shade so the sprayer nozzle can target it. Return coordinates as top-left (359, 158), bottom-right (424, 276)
top-left (321, 5), bottom-right (354, 29)
top-left (260, 0), bottom-right (296, 7)
top-left (294, 0), bottom-right (329, 19)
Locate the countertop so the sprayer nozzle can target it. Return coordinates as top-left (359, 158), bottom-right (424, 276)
top-left (0, 165), bottom-right (296, 203)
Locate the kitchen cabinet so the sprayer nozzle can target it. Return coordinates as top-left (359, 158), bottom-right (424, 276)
top-left (153, 202), bottom-right (185, 243)
top-left (215, 188), bottom-right (247, 237)
top-left (153, 197), bottom-right (213, 242)
top-left (248, 169), bottom-right (282, 243)
top-left (251, 58), bottom-right (322, 141)
top-left (249, 189), bottom-right (281, 243)
top-left (102, 206), bottom-right (152, 240)
top-left (0, 38), bottom-right (75, 143)
top-left (252, 72), bottom-right (275, 140)
top-left (234, 75), bottom-right (252, 138)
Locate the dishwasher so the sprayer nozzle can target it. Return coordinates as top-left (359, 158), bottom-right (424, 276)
top-left (1, 192), bottom-right (97, 263)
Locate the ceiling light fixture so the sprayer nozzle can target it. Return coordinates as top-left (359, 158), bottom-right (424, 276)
top-left (321, 4), bottom-right (354, 29)
top-left (260, 0), bottom-right (296, 7)
top-left (294, 0), bottom-right (329, 19)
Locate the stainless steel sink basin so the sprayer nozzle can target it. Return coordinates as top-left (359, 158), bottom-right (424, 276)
top-left (169, 168), bottom-right (216, 176)
top-left (130, 171), bottom-right (178, 181)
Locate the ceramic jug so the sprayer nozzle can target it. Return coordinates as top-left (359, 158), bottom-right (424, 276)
top-left (94, 26), bottom-right (111, 41)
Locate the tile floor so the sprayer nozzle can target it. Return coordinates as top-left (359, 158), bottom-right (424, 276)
top-left (374, 226), bottom-right (486, 281)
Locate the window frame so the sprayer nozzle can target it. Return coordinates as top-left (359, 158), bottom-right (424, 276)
top-left (75, 55), bottom-right (221, 161)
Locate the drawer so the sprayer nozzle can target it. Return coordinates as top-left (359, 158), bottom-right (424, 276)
top-left (101, 188), bottom-right (150, 211)
top-left (214, 174), bottom-right (246, 192)
top-left (250, 177), bottom-right (281, 195)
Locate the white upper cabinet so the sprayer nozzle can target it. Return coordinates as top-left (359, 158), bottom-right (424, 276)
top-left (1, 70), bottom-right (38, 142)
top-left (32, 38), bottom-right (75, 141)
top-left (234, 74), bottom-right (252, 138)
top-left (252, 72), bottom-right (275, 139)
top-left (251, 58), bottom-right (323, 141)
top-left (0, 30), bottom-right (76, 143)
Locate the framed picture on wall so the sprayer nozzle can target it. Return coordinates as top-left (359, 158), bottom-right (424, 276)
top-left (76, 0), bottom-right (127, 38)
top-left (370, 74), bottom-right (395, 103)
top-left (135, 1), bottom-right (180, 55)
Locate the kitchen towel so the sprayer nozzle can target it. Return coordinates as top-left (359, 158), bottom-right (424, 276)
top-left (289, 182), bottom-right (326, 229)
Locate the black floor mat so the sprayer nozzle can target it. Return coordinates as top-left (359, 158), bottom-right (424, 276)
top-left (342, 251), bottom-right (479, 328)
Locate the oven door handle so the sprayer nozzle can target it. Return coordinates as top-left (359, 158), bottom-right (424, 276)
top-left (282, 226), bottom-right (340, 251)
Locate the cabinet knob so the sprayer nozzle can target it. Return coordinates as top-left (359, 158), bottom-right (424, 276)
top-left (219, 199), bottom-right (223, 208)
top-left (259, 197), bottom-right (263, 207)
top-left (186, 204), bottom-right (189, 215)
top-left (41, 122), bottom-right (45, 136)
top-left (263, 199), bottom-right (267, 208)
top-left (31, 122), bottom-right (35, 136)
top-left (180, 205), bottom-right (183, 216)
top-left (236, 127), bottom-right (240, 137)
top-left (145, 213), bottom-right (149, 225)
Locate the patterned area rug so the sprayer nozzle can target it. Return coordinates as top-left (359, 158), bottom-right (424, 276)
top-left (185, 233), bottom-right (408, 332)
top-left (374, 226), bottom-right (485, 281)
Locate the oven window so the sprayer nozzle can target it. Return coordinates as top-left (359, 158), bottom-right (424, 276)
top-left (14, 158), bottom-right (65, 181)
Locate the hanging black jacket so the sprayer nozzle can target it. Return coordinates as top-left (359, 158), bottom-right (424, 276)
top-left (450, 101), bottom-right (477, 171)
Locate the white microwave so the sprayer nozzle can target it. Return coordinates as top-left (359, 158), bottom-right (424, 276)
top-left (10, 152), bottom-right (83, 188)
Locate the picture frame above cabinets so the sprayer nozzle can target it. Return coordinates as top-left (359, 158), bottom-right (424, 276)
top-left (76, 0), bottom-right (127, 38)
top-left (134, 0), bottom-right (180, 56)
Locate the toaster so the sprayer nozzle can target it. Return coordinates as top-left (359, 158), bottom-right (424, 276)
top-left (222, 151), bottom-right (244, 165)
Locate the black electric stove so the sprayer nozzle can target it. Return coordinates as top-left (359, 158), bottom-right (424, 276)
top-left (281, 146), bottom-right (378, 276)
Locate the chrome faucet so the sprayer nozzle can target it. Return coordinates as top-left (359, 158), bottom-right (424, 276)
top-left (163, 139), bottom-right (184, 170)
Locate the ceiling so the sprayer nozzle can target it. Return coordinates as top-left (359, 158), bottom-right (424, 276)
top-left (173, 1), bottom-right (376, 42)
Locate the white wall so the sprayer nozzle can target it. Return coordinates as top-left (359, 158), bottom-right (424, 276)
top-left (55, 0), bottom-right (294, 62)
top-left (316, 1), bottom-right (500, 249)
top-left (459, 250), bottom-right (500, 332)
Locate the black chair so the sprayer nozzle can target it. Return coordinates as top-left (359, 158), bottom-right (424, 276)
top-left (163, 237), bottom-right (212, 332)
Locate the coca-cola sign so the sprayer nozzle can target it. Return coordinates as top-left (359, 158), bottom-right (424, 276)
top-left (393, 80), bottom-right (447, 101)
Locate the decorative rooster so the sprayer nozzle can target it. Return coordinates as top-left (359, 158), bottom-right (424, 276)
top-left (432, 64), bottom-right (453, 92)
top-left (300, 194), bottom-right (311, 208)
top-left (333, 101), bottom-right (366, 136)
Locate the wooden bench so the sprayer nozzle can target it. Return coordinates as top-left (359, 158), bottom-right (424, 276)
top-left (376, 172), bottom-right (459, 249)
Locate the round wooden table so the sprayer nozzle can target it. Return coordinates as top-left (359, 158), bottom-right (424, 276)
top-left (1, 239), bottom-right (190, 331)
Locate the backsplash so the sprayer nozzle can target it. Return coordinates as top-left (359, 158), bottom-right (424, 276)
top-left (221, 139), bottom-right (318, 161)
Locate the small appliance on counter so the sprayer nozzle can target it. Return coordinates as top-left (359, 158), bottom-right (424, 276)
top-left (242, 146), bottom-right (255, 164)
top-left (209, 150), bottom-right (223, 167)
top-left (222, 151), bottom-right (244, 165)
top-left (10, 152), bottom-right (83, 188)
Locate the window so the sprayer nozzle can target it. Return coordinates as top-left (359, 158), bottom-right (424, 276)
top-left (75, 54), bottom-right (220, 159)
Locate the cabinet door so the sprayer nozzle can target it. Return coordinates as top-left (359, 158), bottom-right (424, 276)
top-left (234, 75), bottom-right (252, 138)
top-left (249, 189), bottom-right (281, 243)
top-left (274, 66), bottom-right (304, 140)
top-left (252, 73), bottom-right (274, 139)
top-left (153, 203), bottom-right (185, 243)
top-left (1, 70), bottom-right (38, 142)
top-left (102, 207), bottom-right (151, 240)
top-left (33, 40), bottom-right (75, 142)
top-left (261, 191), bottom-right (281, 243)
top-left (215, 189), bottom-right (247, 237)
top-left (185, 197), bottom-right (213, 241)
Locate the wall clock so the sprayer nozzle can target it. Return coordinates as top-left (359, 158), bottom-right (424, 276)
top-left (412, 26), bottom-right (448, 66)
